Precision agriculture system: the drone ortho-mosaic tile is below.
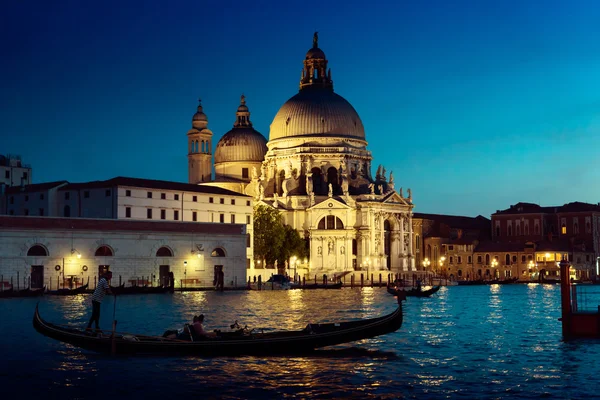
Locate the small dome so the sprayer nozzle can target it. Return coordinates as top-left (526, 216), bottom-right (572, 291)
top-left (215, 128), bottom-right (267, 163)
top-left (193, 110), bottom-right (207, 122)
top-left (269, 88), bottom-right (365, 141)
top-left (306, 47), bottom-right (326, 59)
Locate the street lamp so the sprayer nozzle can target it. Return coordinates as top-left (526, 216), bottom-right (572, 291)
top-left (422, 258), bottom-right (431, 270)
top-left (439, 256), bottom-right (446, 276)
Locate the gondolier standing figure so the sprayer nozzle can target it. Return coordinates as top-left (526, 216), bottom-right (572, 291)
top-left (86, 271), bottom-right (112, 332)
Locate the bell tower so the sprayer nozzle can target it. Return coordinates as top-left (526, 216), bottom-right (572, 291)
top-left (187, 99), bottom-right (213, 183)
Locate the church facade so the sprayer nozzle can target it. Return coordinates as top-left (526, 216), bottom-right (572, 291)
top-left (188, 34), bottom-right (415, 275)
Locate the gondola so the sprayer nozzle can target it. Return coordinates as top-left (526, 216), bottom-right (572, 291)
top-left (457, 279), bottom-right (486, 286)
top-left (387, 285), bottom-right (440, 298)
top-left (290, 282), bottom-right (343, 290)
top-left (487, 277), bottom-right (519, 285)
top-left (46, 278), bottom-right (89, 296)
top-left (32, 294), bottom-right (406, 356)
top-left (0, 286), bottom-right (45, 299)
top-left (111, 284), bottom-right (173, 295)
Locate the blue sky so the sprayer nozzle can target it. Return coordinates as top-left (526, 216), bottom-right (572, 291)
top-left (2, 0), bottom-right (600, 217)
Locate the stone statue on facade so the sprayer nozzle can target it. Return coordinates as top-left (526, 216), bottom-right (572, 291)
top-left (258, 184), bottom-right (264, 200)
top-left (317, 246), bottom-right (322, 255)
top-left (388, 171), bottom-right (395, 191)
top-left (328, 183), bottom-right (333, 197)
top-left (309, 191), bottom-right (315, 206)
top-left (377, 184), bottom-right (383, 195)
top-left (381, 166), bottom-right (386, 181)
top-left (313, 31), bottom-right (319, 48)
top-left (273, 192), bottom-right (278, 208)
top-left (327, 239), bottom-right (334, 255)
top-left (407, 188), bottom-right (412, 202)
top-left (369, 183), bottom-right (375, 195)
top-left (251, 166), bottom-right (258, 180)
top-left (376, 165), bottom-right (382, 181)
top-left (399, 187), bottom-right (403, 198)
top-left (306, 172), bottom-right (313, 194)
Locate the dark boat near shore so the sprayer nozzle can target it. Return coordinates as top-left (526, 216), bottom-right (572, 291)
top-left (488, 277), bottom-right (519, 285)
top-left (291, 282), bottom-right (343, 290)
top-left (457, 279), bottom-right (486, 286)
top-left (387, 285), bottom-right (440, 298)
top-left (46, 279), bottom-right (89, 296)
top-left (32, 295), bottom-right (406, 356)
top-left (0, 286), bottom-right (46, 299)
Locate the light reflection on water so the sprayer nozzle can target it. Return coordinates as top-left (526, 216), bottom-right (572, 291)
top-left (1, 284), bottom-right (600, 399)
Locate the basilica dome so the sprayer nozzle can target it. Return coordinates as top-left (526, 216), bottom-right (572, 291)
top-left (215, 95), bottom-right (267, 163)
top-left (269, 33), bottom-right (365, 142)
top-left (269, 89), bottom-right (365, 141)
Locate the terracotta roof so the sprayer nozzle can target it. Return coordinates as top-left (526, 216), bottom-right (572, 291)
top-left (413, 213), bottom-right (490, 230)
top-left (5, 181), bottom-right (67, 194)
top-left (556, 202), bottom-right (600, 213)
top-left (493, 202), bottom-right (556, 215)
top-left (0, 216), bottom-right (246, 235)
top-left (58, 177), bottom-right (249, 197)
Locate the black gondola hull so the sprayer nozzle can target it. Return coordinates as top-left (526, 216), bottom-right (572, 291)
top-left (32, 297), bottom-right (404, 356)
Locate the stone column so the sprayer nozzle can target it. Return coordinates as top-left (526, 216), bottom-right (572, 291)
top-left (408, 213), bottom-right (415, 270)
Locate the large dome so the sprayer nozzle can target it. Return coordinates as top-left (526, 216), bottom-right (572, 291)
top-left (269, 88), bottom-right (365, 141)
top-left (215, 128), bottom-right (267, 163)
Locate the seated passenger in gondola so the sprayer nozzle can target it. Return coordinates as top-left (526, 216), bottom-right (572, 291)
top-left (191, 314), bottom-right (216, 339)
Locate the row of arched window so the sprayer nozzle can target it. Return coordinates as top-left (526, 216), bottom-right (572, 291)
top-left (190, 139), bottom-right (210, 154)
top-left (26, 245), bottom-right (227, 258)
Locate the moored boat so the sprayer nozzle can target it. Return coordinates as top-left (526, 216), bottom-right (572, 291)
top-left (46, 278), bottom-right (89, 296)
top-left (290, 281), bottom-right (343, 290)
top-left (32, 294), bottom-right (406, 356)
top-left (387, 285), bottom-right (440, 298)
top-left (0, 286), bottom-right (45, 299)
top-left (111, 284), bottom-right (173, 295)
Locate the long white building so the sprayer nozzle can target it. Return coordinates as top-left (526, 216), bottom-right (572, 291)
top-left (0, 216), bottom-right (248, 291)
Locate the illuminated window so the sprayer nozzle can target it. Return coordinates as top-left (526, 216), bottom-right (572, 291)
top-left (561, 224), bottom-right (566, 234)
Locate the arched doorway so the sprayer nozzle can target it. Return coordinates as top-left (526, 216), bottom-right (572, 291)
top-left (156, 246), bottom-right (173, 286)
top-left (95, 245), bottom-right (114, 278)
top-left (27, 245), bottom-right (48, 289)
top-left (311, 167), bottom-right (323, 194)
top-left (384, 220), bottom-right (391, 270)
top-left (211, 247), bottom-right (226, 289)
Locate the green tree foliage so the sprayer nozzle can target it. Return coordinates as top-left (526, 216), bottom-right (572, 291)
top-left (253, 204), bottom-right (308, 267)
top-left (253, 205), bottom-right (285, 266)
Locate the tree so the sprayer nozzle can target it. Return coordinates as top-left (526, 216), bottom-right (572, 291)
top-left (253, 205), bottom-right (285, 266)
top-left (253, 204), bottom-right (309, 269)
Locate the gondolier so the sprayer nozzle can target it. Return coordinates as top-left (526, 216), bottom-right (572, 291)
top-left (86, 271), bottom-right (113, 332)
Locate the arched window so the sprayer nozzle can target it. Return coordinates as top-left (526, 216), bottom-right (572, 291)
top-left (27, 245), bottom-right (48, 257)
top-left (156, 247), bottom-right (173, 257)
top-left (64, 205), bottom-right (71, 217)
top-left (95, 246), bottom-right (114, 257)
top-left (211, 248), bottom-right (226, 257)
top-left (317, 216), bottom-right (344, 230)
top-left (415, 235), bottom-right (420, 250)
top-left (311, 167), bottom-right (323, 194)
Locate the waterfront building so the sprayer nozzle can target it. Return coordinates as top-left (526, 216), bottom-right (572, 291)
top-left (0, 154), bottom-right (32, 187)
top-left (412, 213), bottom-right (491, 280)
top-left (190, 33), bottom-right (416, 276)
top-left (0, 216), bottom-right (247, 290)
top-left (485, 202), bottom-right (599, 279)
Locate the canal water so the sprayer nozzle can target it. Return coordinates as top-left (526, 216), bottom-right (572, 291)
top-left (1, 284), bottom-right (599, 399)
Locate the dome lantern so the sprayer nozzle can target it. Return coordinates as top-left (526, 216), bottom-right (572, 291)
top-left (192, 99), bottom-right (208, 130)
top-left (300, 32), bottom-right (333, 91)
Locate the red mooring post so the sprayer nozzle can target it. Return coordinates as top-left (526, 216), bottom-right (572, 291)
top-left (559, 260), bottom-right (572, 339)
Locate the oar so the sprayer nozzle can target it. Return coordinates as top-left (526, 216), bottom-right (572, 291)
top-left (111, 293), bottom-right (117, 355)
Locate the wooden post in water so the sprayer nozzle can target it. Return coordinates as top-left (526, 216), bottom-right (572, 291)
top-left (559, 260), bottom-right (572, 339)
top-left (379, 274), bottom-right (382, 287)
top-left (370, 273), bottom-right (373, 287)
top-left (360, 274), bottom-right (364, 288)
top-left (303, 276), bottom-right (306, 287)
top-left (351, 274), bottom-right (354, 288)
